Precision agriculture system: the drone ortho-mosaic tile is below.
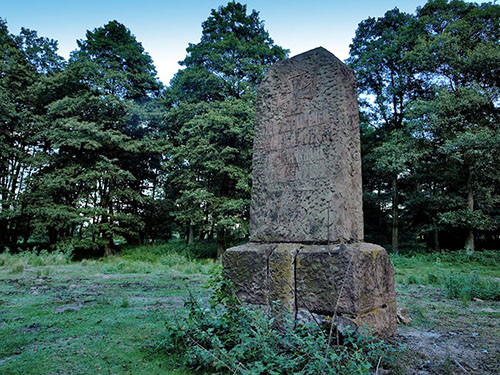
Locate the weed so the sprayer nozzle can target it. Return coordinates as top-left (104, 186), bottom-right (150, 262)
top-left (121, 296), bottom-right (130, 308)
top-left (162, 268), bottom-right (401, 375)
top-left (0, 249), bottom-right (71, 269)
top-left (97, 296), bottom-right (111, 305)
top-left (101, 245), bottom-right (213, 275)
top-left (427, 273), bottom-right (439, 284)
top-left (10, 261), bottom-right (25, 273)
top-left (443, 353), bottom-right (453, 375)
top-left (43, 267), bottom-right (53, 276)
top-left (407, 275), bottom-right (419, 284)
top-left (102, 260), bottom-right (153, 274)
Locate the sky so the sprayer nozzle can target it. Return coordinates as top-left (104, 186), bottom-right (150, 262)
top-left (2, 0), bottom-right (430, 85)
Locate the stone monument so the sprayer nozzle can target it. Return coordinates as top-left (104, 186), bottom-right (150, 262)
top-left (223, 47), bottom-right (397, 337)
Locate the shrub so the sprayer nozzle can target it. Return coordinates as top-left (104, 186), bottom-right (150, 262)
top-left (101, 260), bottom-right (153, 274)
top-left (161, 267), bottom-right (400, 375)
top-left (120, 296), bottom-right (130, 308)
top-left (10, 261), bottom-right (25, 274)
top-left (114, 245), bottom-right (214, 274)
top-left (427, 273), bottom-right (439, 284)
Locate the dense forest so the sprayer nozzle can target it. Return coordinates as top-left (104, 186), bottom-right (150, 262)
top-left (1, 0), bottom-right (499, 257)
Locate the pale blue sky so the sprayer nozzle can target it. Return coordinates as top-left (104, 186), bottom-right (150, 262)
top-left (3, 0), bottom-right (431, 84)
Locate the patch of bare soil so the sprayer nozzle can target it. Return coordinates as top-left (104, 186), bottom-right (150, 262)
top-left (396, 285), bottom-right (499, 375)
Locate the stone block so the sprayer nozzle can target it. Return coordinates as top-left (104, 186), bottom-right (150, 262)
top-left (249, 47), bottom-right (363, 243)
top-left (296, 243), bottom-right (395, 315)
top-left (295, 242), bottom-right (397, 336)
top-left (225, 241), bottom-right (397, 337)
top-left (353, 300), bottom-right (398, 338)
top-left (222, 243), bottom-right (274, 305)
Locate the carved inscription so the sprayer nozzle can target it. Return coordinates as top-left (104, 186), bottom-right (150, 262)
top-left (250, 47), bottom-right (364, 243)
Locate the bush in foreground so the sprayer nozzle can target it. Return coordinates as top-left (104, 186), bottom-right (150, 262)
top-left (161, 267), bottom-right (400, 375)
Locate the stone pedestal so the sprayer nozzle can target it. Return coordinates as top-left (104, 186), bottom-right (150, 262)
top-left (223, 242), bottom-right (397, 337)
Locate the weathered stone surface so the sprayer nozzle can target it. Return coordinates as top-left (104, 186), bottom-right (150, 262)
top-left (353, 300), bottom-right (397, 338)
top-left (222, 243), bottom-right (274, 305)
top-left (224, 242), bottom-right (397, 336)
top-left (295, 243), bottom-right (397, 337)
top-left (268, 243), bottom-right (299, 318)
top-left (250, 47), bottom-right (363, 243)
top-left (296, 243), bottom-right (396, 315)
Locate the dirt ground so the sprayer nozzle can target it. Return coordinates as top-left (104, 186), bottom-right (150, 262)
top-left (395, 284), bottom-right (499, 375)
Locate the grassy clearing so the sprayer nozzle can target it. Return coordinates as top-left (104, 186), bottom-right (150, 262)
top-left (0, 246), bottom-right (499, 375)
top-left (393, 250), bottom-right (500, 374)
top-left (391, 250), bottom-right (500, 301)
top-left (0, 244), bottom-right (214, 375)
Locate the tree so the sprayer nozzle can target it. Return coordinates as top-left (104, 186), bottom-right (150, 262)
top-left (0, 19), bottom-right (64, 251)
top-left (348, 8), bottom-right (427, 252)
top-left (410, 0), bottom-right (500, 251)
top-left (168, 99), bottom-right (254, 255)
top-left (175, 1), bottom-right (288, 101)
top-left (32, 21), bottom-right (165, 255)
top-left (165, 2), bottom-right (287, 255)
top-left (73, 20), bottom-right (161, 100)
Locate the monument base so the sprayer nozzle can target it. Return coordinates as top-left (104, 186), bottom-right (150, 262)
top-left (223, 242), bottom-right (397, 337)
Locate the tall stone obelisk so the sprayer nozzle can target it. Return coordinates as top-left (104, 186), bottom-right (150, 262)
top-left (223, 47), bottom-right (397, 337)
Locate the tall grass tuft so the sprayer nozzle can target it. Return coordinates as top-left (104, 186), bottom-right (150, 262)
top-left (0, 249), bottom-right (72, 269)
top-left (443, 271), bottom-right (500, 301)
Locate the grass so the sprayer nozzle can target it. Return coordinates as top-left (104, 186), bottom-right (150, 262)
top-left (392, 250), bottom-right (500, 374)
top-left (0, 242), bottom-right (214, 375)
top-left (0, 246), bottom-right (498, 374)
top-left (391, 250), bottom-right (500, 301)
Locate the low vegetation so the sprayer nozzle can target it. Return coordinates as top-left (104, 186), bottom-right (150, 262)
top-left (392, 250), bottom-right (500, 301)
top-left (162, 267), bottom-right (400, 375)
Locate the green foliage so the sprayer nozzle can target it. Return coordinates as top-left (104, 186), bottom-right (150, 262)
top-left (164, 3), bottom-right (287, 253)
top-left (0, 249), bottom-right (72, 268)
top-left (391, 250), bottom-right (500, 301)
top-left (101, 253), bottom-right (212, 276)
top-left (168, 1), bottom-right (288, 102)
top-left (162, 269), bottom-right (400, 374)
top-left (73, 20), bottom-right (161, 100)
top-left (2, 0), bottom-right (500, 258)
top-left (0, 19), bottom-right (64, 251)
top-left (18, 20), bottom-right (168, 253)
top-left (350, 0), bottom-right (500, 251)
top-left (168, 99), bottom-right (254, 247)
top-left (120, 295), bottom-right (130, 308)
top-left (120, 240), bottom-right (218, 260)
top-left (443, 271), bottom-right (500, 301)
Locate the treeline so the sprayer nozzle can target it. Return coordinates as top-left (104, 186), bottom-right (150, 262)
top-left (0, 0), bottom-right (499, 257)
top-left (350, 0), bottom-right (500, 252)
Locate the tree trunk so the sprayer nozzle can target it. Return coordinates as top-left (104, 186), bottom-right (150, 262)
top-left (433, 224), bottom-right (439, 252)
top-left (187, 224), bottom-right (194, 246)
top-left (103, 235), bottom-right (113, 257)
top-left (391, 177), bottom-right (399, 254)
top-left (208, 223), bottom-right (214, 240)
top-left (465, 184), bottom-right (475, 253)
top-left (216, 228), bottom-right (227, 258)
